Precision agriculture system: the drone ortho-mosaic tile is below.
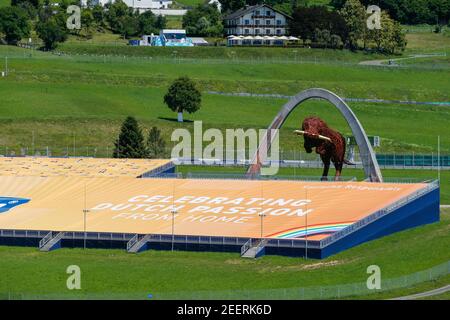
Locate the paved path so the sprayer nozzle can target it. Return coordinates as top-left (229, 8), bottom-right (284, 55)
top-left (206, 91), bottom-right (450, 107)
top-left (391, 285), bottom-right (450, 300)
top-left (359, 53), bottom-right (447, 67)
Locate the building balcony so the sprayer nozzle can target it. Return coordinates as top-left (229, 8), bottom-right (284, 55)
top-left (251, 15), bottom-right (276, 19)
top-left (227, 24), bottom-right (287, 28)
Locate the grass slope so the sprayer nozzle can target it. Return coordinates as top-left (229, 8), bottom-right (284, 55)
top-left (0, 45), bottom-right (449, 154)
top-left (0, 209), bottom-right (448, 299)
top-left (0, 81), bottom-right (448, 154)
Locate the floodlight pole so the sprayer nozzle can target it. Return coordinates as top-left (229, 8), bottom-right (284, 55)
top-left (5, 57), bottom-right (8, 76)
top-left (305, 188), bottom-right (308, 260)
top-left (83, 182), bottom-right (90, 250)
top-left (259, 212), bottom-right (266, 239)
top-left (171, 208), bottom-right (177, 251)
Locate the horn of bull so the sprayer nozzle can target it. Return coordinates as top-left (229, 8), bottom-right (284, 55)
top-left (293, 130), bottom-right (332, 142)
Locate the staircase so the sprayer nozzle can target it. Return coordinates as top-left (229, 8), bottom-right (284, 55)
top-left (241, 239), bottom-right (268, 259)
top-left (127, 234), bottom-right (151, 253)
top-left (39, 231), bottom-right (65, 252)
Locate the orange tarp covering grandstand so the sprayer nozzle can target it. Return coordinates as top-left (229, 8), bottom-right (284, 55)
top-left (0, 176), bottom-right (426, 240)
top-left (0, 157), bottom-right (172, 178)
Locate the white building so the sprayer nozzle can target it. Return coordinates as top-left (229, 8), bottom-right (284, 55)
top-left (123, 0), bottom-right (172, 10)
top-left (81, 0), bottom-right (172, 11)
top-left (208, 0), bottom-right (221, 12)
top-left (224, 4), bottom-right (291, 36)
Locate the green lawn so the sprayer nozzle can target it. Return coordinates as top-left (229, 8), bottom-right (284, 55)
top-left (165, 15), bottom-right (183, 29)
top-left (175, 0), bottom-right (205, 7)
top-left (1, 209), bottom-right (448, 299)
top-left (405, 31), bottom-right (450, 54)
top-left (0, 44), bottom-right (449, 156)
top-left (0, 79), bottom-right (448, 154)
top-left (348, 273), bottom-right (450, 300)
top-left (0, 0), bottom-right (9, 7)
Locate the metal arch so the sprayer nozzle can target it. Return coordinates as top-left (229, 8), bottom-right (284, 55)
top-left (247, 88), bottom-right (383, 182)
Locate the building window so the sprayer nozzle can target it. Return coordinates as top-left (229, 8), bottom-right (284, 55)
top-left (255, 20), bottom-right (260, 25)
top-left (266, 20), bottom-right (270, 25)
top-left (276, 29), bottom-right (281, 35)
top-left (276, 20), bottom-right (281, 25)
top-left (266, 10), bottom-right (271, 16)
top-left (245, 20), bottom-right (249, 25)
top-left (266, 29), bottom-right (270, 35)
top-left (255, 29), bottom-right (260, 35)
top-left (245, 29), bottom-right (250, 34)
top-left (256, 10), bottom-right (260, 15)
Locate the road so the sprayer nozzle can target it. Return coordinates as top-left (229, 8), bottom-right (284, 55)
top-left (391, 285), bottom-right (450, 300)
top-left (358, 53), bottom-right (447, 67)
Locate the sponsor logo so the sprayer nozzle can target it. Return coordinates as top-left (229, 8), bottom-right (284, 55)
top-left (0, 197), bottom-right (30, 214)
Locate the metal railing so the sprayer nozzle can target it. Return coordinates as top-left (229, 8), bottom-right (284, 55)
top-left (0, 147), bottom-right (448, 169)
top-left (38, 231), bottom-right (53, 249)
top-left (126, 234), bottom-right (139, 252)
top-left (241, 238), bottom-right (253, 256)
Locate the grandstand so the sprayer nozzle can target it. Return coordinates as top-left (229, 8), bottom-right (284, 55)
top-left (0, 157), bottom-right (174, 178)
top-left (0, 156), bottom-right (440, 259)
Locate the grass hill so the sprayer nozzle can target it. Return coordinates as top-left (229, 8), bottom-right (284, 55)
top-left (1, 208), bottom-right (448, 299)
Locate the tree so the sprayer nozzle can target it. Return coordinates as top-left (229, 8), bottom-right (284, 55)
top-left (81, 8), bottom-right (95, 38)
top-left (105, 0), bottom-right (133, 34)
top-left (92, 5), bottom-right (105, 28)
top-left (11, 0), bottom-right (39, 8)
top-left (113, 116), bottom-right (147, 158)
top-left (219, 0), bottom-right (245, 13)
top-left (36, 17), bottom-right (68, 50)
top-left (339, 0), bottom-right (366, 50)
top-left (365, 11), bottom-right (407, 54)
top-left (314, 28), bottom-right (331, 48)
top-left (182, 4), bottom-right (223, 37)
top-left (155, 15), bottom-right (166, 30)
top-left (147, 127), bottom-right (166, 159)
top-left (118, 15), bottom-right (139, 39)
top-left (0, 6), bottom-right (30, 44)
top-left (11, 0), bottom-right (38, 19)
top-left (164, 77), bottom-right (201, 123)
top-left (289, 6), bottom-right (348, 44)
top-left (137, 10), bottom-right (164, 35)
top-left (330, 34), bottom-right (343, 49)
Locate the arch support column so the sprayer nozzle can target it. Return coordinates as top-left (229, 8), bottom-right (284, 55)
top-left (247, 88), bottom-right (383, 182)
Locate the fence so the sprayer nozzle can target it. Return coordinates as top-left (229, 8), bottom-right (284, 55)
top-left (0, 146), bottom-right (448, 169)
top-left (2, 260), bottom-right (448, 300)
top-left (157, 260), bottom-right (450, 299)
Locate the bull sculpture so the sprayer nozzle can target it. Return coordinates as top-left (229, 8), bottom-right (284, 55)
top-left (294, 116), bottom-right (354, 181)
